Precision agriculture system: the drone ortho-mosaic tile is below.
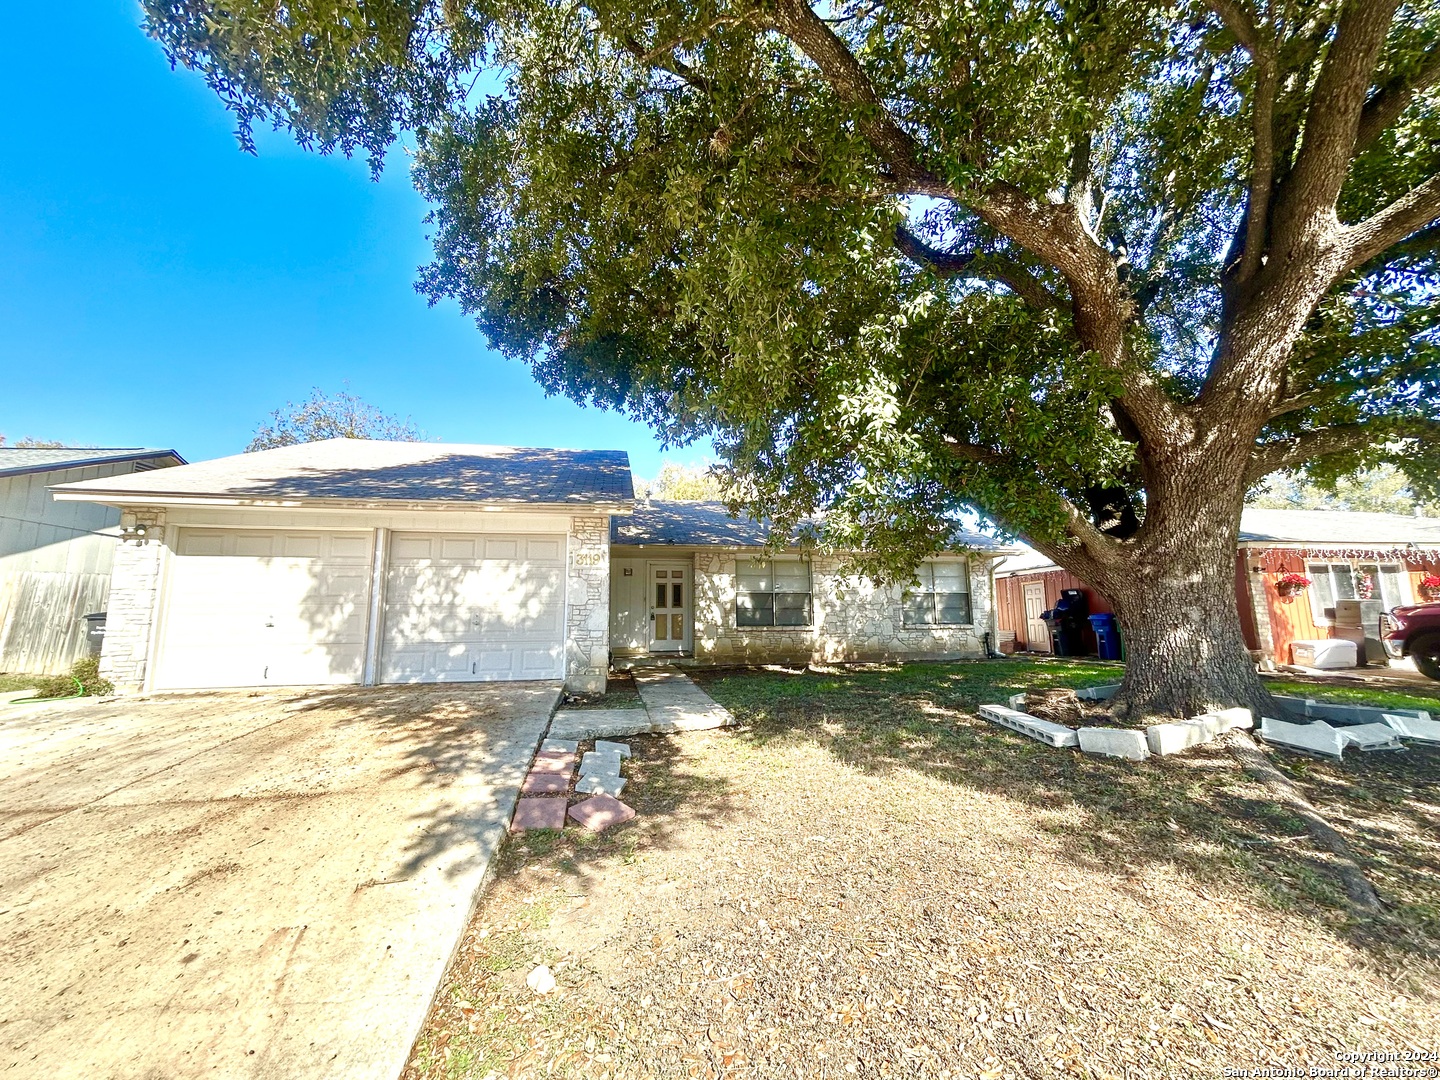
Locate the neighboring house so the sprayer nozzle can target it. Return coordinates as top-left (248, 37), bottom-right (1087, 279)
top-left (50, 439), bottom-right (1015, 695)
top-left (995, 508), bottom-right (1440, 666)
top-left (1, 447), bottom-right (185, 674)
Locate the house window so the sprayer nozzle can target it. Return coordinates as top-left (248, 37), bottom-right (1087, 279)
top-left (903, 560), bottom-right (972, 626)
top-left (736, 558), bottom-right (812, 627)
top-left (1305, 562), bottom-right (1410, 623)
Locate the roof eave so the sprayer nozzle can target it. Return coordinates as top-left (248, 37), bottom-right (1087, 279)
top-left (48, 489), bottom-right (635, 515)
top-left (1, 450), bottom-right (185, 480)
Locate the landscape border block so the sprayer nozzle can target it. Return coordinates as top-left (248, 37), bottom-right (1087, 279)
top-left (978, 704), bottom-right (1080, 748)
top-left (1077, 726), bottom-right (1150, 761)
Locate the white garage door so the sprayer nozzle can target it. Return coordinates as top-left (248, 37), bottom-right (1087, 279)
top-left (380, 533), bottom-right (565, 683)
top-left (153, 529), bottom-right (373, 690)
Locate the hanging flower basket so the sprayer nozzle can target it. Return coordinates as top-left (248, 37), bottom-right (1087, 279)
top-left (1276, 572), bottom-right (1312, 599)
top-left (1421, 573), bottom-right (1440, 603)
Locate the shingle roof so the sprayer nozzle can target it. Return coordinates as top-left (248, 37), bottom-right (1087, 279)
top-left (50, 438), bottom-right (634, 507)
top-left (995, 507), bottom-right (1440, 576)
top-left (1237, 508), bottom-right (1440, 545)
top-left (0, 447), bottom-right (183, 478)
top-left (611, 500), bottom-right (1015, 552)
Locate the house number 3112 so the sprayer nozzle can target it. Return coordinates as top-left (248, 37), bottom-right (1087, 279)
top-left (573, 552), bottom-right (604, 567)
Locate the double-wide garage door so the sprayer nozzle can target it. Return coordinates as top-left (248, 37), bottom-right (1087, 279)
top-left (152, 528), bottom-right (566, 690)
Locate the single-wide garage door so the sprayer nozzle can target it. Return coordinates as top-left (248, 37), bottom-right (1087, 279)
top-left (152, 529), bottom-right (373, 690)
top-left (380, 532), bottom-right (565, 683)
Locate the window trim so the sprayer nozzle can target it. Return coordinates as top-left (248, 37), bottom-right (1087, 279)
top-left (735, 556), bottom-right (814, 629)
top-left (902, 558), bottom-right (974, 628)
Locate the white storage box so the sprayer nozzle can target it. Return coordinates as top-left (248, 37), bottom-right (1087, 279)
top-left (1290, 638), bottom-right (1358, 669)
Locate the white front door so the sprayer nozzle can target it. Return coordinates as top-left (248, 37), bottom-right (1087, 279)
top-left (648, 562), bottom-right (690, 653)
top-left (153, 529), bottom-right (372, 690)
top-left (1023, 583), bottom-right (1050, 652)
top-left (380, 532), bottom-right (566, 682)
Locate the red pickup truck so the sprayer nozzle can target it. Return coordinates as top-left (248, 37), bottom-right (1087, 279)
top-left (1380, 602), bottom-right (1440, 681)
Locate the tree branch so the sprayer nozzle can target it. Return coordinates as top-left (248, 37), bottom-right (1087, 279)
top-left (1206, 0), bottom-right (1279, 283)
top-left (1246, 417), bottom-right (1440, 483)
top-left (1355, 43), bottom-right (1440, 151)
top-left (765, 0), bottom-right (1186, 448)
top-left (1269, 0), bottom-right (1401, 246)
top-left (893, 225), bottom-right (1066, 312)
top-left (1343, 171), bottom-right (1440, 270)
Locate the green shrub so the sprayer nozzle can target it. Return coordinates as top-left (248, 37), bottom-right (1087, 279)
top-left (30, 656), bottom-right (114, 700)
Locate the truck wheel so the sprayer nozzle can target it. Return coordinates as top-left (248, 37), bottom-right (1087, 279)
top-left (1414, 633), bottom-right (1440, 681)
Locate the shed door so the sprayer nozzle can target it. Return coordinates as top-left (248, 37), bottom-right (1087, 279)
top-left (153, 529), bottom-right (372, 690)
top-left (1023, 583), bottom-right (1050, 652)
top-left (380, 533), bottom-right (566, 682)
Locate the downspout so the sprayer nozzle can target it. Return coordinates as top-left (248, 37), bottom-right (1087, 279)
top-left (985, 558), bottom-right (1002, 658)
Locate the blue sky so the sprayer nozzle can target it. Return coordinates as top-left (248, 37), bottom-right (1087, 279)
top-left (0, 3), bottom-right (708, 480)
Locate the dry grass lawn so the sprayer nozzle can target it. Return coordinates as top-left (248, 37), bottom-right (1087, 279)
top-left (403, 660), bottom-right (1440, 1080)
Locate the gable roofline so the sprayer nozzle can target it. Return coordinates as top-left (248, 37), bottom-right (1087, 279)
top-left (0, 447), bottom-right (185, 480)
top-left (49, 438), bottom-right (634, 510)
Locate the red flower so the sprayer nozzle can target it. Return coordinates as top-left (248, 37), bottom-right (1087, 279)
top-left (1421, 573), bottom-right (1440, 590)
top-left (1277, 572), bottom-right (1312, 588)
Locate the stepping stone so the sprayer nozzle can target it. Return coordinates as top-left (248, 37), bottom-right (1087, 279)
top-left (575, 773), bottom-right (627, 797)
top-left (549, 708), bottom-right (656, 740)
top-left (511, 797), bottom-right (568, 832)
top-left (580, 750), bottom-right (624, 777)
top-left (540, 737), bottom-right (580, 755)
top-left (521, 770), bottom-right (570, 795)
top-left (595, 740), bottom-right (632, 759)
top-left (530, 749), bottom-right (576, 774)
top-left (567, 794), bottom-right (636, 832)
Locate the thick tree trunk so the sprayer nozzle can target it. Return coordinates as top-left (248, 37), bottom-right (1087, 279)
top-left (1055, 451), bottom-right (1278, 721)
top-left (1103, 562), bottom-right (1269, 720)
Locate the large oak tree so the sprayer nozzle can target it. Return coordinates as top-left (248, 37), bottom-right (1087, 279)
top-left (145, 0), bottom-right (1440, 717)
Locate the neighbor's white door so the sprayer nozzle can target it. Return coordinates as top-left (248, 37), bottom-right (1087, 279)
top-left (379, 532), bottom-right (566, 682)
top-left (648, 562), bottom-right (690, 653)
top-left (1023, 583), bottom-right (1050, 653)
top-left (153, 529), bottom-right (372, 690)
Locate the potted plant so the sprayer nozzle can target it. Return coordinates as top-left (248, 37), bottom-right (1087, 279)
top-left (1276, 572), bottom-right (1312, 599)
top-left (1421, 573), bottom-right (1440, 602)
top-left (1354, 569), bottom-right (1376, 600)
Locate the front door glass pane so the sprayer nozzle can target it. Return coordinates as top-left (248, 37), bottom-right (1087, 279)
top-left (672, 582), bottom-right (684, 606)
top-left (654, 613), bottom-right (668, 640)
top-left (671, 614), bottom-right (683, 640)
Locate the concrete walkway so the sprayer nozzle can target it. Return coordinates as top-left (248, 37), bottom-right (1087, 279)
top-left (0, 682), bottom-right (558, 1080)
top-left (549, 670), bottom-right (734, 740)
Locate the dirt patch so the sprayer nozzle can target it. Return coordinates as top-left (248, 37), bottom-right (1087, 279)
top-left (404, 683), bottom-right (1439, 1079)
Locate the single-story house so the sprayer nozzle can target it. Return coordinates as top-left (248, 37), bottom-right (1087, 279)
top-left (995, 508), bottom-right (1440, 666)
top-left (1, 446), bottom-right (185, 674)
top-left (50, 439), bottom-right (1016, 695)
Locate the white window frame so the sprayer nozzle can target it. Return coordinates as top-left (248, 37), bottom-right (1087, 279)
top-left (736, 557), bottom-right (813, 628)
top-left (902, 559), bottom-right (974, 628)
top-left (1305, 560), bottom-right (1412, 625)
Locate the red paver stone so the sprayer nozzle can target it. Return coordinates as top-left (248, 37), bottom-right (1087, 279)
top-left (510, 797), bottom-right (568, 832)
top-left (566, 794), bottom-right (636, 832)
top-left (529, 750), bottom-right (576, 774)
top-left (521, 770), bottom-right (570, 795)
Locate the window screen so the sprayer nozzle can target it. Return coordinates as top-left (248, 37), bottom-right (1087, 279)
top-left (903, 560), bottom-right (973, 627)
top-left (736, 559), bottom-right (812, 627)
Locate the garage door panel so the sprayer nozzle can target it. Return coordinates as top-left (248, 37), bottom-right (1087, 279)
top-left (154, 529), bottom-right (372, 690)
top-left (380, 532), bottom-right (566, 683)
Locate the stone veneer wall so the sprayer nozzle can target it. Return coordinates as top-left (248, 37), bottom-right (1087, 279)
top-left (98, 509), bottom-right (167, 694)
top-left (691, 552), bottom-right (992, 665)
top-left (565, 515), bottom-right (611, 693)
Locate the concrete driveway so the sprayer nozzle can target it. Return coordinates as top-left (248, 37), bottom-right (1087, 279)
top-left (0, 682), bottom-right (559, 1079)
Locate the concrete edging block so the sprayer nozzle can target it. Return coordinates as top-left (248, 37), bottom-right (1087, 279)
top-left (978, 704), bottom-right (1080, 748)
top-left (1075, 683), bottom-right (1122, 702)
top-left (1077, 726), bottom-right (1150, 761)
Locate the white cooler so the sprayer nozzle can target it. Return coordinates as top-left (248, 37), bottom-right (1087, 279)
top-left (1290, 638), bottom-right (1358, 669)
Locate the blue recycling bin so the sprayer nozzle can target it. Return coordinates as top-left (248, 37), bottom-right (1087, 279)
top-left (1089, 613), bottom-right (1122, 661)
